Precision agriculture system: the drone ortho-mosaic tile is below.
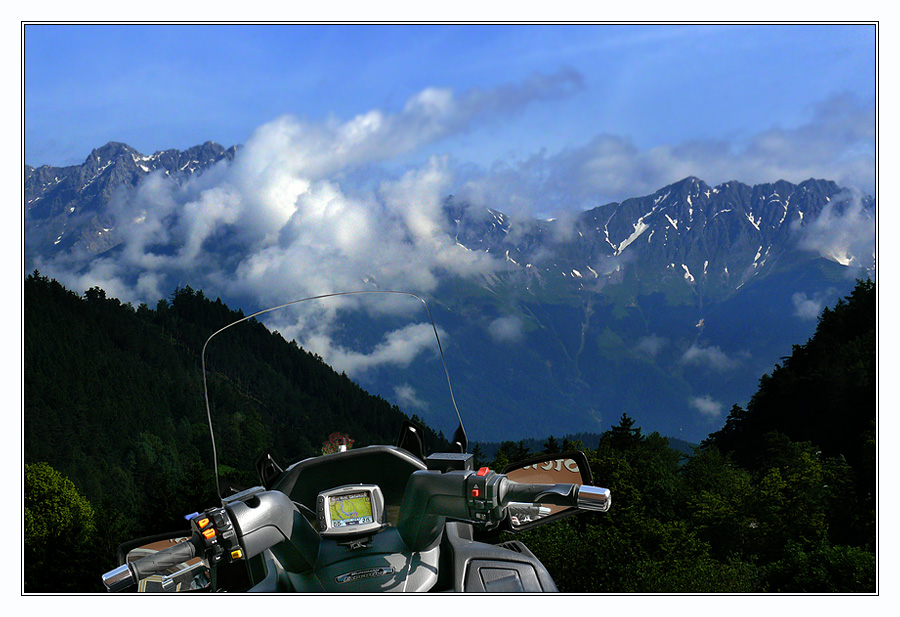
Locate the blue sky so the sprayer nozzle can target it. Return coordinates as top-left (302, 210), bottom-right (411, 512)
top-left (24, 23), bottom-right (875, 210)
top-left (19, 22), bottom-right (883, 437)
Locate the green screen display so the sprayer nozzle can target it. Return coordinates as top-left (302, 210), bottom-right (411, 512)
top-left (329, 491), bottom-right (374, 527)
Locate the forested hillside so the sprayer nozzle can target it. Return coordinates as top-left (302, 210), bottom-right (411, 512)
top-left (23, 272), bottom-right (445, 591)
top-left (500, 279), bottom-right (876, 592)
top-left (23, 274), bottom-right (876, 592)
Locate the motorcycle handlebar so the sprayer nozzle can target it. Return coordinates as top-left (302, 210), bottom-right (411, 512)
top-left (101, 537), bottom-right (200, 592)
top-left (398, 468), bottom-right (611, 551)
top-left (102, 470), bottom-right (612, 590)
top-left (131, 537), bottom-right (200, 579)
top-left (498, 481), bottom-right (579, 507)
top-left (499, 480), bottom-right (611, 512)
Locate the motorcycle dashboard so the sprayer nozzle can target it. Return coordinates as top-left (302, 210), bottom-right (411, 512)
top-left (316, 484), bottom-right (387, 538)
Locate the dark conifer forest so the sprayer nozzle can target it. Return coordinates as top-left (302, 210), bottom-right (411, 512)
top-left (23, 273), bottom-right (876, 593)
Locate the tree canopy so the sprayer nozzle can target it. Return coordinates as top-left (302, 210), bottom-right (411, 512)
top-left (23, 274), bottom-right (876, 592)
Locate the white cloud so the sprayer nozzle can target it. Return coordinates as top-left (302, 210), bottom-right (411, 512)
top-left (795, 190), bottom-right (875, 270)
top-left (298, 322), bottom-right (444, 378)
top-left (61, 257), bottom-right (132, 303)
top-left (452, 93), bottom-right (874, 217)
top-left (792, 292), bottom-right (825, 321)
top-left (487, 315), bottom-right (525, 343)
top-left (51, 75), bottom-right (578, 314)
top-left (393, 384), bottom-right (428, 411)
top-left (689, 395), bottom-right (724, 418)
top-left (680, 343), bottom-right (740, 372)
top-left (636, 334), bottom-right (667, 358)
top-left (30, 77), bottom-right (873, 384)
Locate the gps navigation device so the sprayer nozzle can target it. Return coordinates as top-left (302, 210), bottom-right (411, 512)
top-left (316, 484), bottom-right (386, 538)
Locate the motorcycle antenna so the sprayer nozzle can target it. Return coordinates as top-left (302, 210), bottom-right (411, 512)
top-left (201, 290), bottom-right (467, 503)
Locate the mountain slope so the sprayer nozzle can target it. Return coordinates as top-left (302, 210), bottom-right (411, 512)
top-left (23, 141), bottom-right (875, 443)
top-left (447, 175), bottom-right (873, 304)
top-left (24, 273), bottom-right (444, 530)
top-left (25, 141), bottom-right (237, 260)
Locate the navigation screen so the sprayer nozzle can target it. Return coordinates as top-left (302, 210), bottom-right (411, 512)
top-left (317, 484), bottom-right (385, 537)
top-left (328, 491), bottom-right (374, 528)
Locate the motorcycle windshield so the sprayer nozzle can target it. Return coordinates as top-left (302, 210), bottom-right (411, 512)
top-left (199, 291), bottom-right (466, 501)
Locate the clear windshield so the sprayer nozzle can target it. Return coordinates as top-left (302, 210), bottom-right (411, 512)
top-left (199, 291), bottom-right (465, 500)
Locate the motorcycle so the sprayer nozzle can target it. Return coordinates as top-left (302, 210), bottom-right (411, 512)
top-left (101, 291), bottom-right (611, 593)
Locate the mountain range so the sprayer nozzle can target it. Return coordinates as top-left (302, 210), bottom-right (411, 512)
top-left (23, 142), bottom-right (876, 443)
top-left (25, 141), bottom-right (237, 257)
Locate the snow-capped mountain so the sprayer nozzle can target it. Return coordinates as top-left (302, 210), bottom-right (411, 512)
top-left (446, 176), bottom-right (874, 303)
top-left (25, 141), bottom-right (237, 257)
top-left (25, 141), bottom-right (873, 299)
top-left (22, 141), bottom-right (875, 443)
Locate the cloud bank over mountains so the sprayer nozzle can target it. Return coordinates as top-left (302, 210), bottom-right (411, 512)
top-left (29, 71), bottom-right (874, 379)
top-left (455, 92), bottom-right (874, 217)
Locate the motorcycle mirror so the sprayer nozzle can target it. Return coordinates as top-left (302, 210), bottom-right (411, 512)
top-left (255, 451), bottom-right (284, 489)
top-left (396, 419), bottom-right (427, 461)
top-left (451, 422), bottom-right (468, 454)
top-left (501, 451), bottom-right (594, 532)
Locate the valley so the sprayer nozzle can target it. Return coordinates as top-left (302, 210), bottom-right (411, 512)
top-left (24, 142), bottom-right (875, 443)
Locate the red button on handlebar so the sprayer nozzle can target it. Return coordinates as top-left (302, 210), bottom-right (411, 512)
top-left (477, 467), bottom-right (490, 476)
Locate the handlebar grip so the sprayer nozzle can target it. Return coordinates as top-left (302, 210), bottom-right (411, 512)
top-left (500, 481), bottom-right (579, 507)
top-left (499, 480), bottom-right (612, 512)
top-left (130, 538), bottom-right (200, 580)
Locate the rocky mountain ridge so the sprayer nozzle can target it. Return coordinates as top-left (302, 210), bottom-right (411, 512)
top-left (22, 141), bottom-right (876, 442)
top-left (25, 141), bottom-right (237, 256)
top-left (447, 175), bottom-right (873, 303)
